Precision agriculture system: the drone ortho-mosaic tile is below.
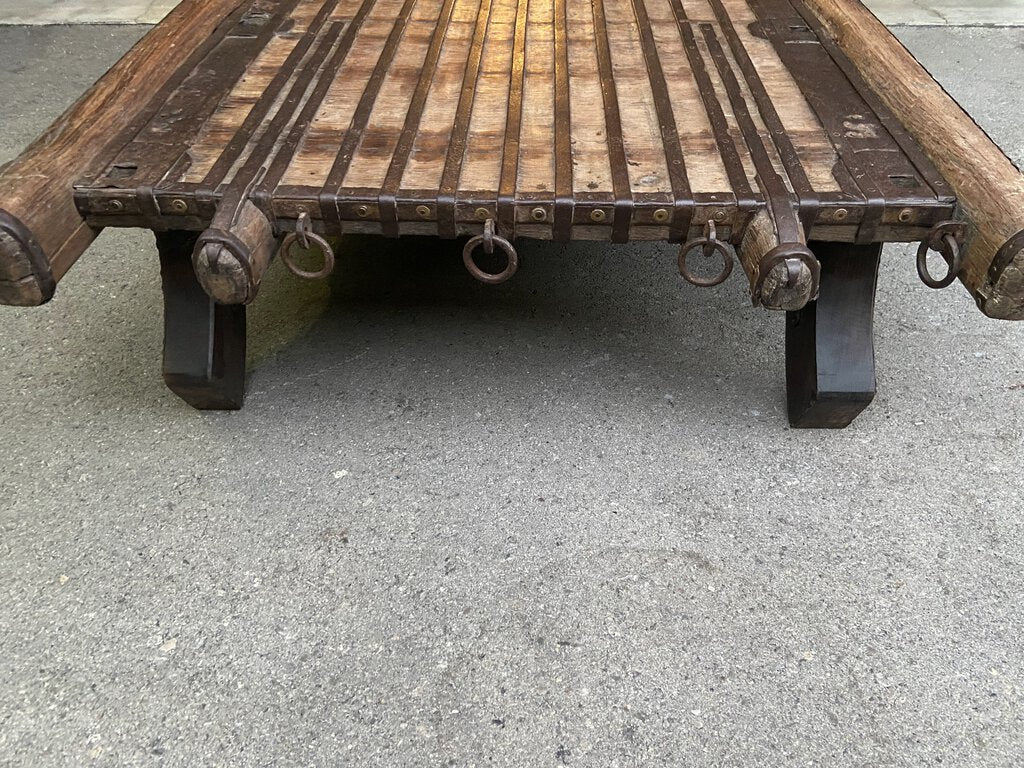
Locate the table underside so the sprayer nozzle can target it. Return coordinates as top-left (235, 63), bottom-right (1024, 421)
top-left (73, 0), bottom-right (956, 244)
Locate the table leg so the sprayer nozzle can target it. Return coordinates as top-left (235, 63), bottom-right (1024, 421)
top-left (786, 241), bottom-right (882, 428)
top-left (157, 230), bottom-right (247, 410)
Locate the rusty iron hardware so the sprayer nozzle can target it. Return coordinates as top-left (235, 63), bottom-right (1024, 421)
top-left (917, 220), bottom-right (966, 290)
top-left (678, 220), bottom-right (734, 287)
top-left (279, 211), bottom-right (335, 280)
top-left (463, 218), bottom-right (518, 285)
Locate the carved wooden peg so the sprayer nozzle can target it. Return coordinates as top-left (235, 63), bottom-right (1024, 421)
top-left (192, 199), bottom-right (276, 305)
top-left (739, 210), bottom-right (820, 311)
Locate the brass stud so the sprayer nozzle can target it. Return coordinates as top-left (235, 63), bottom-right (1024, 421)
top-left (834, 208), bottom-right (849, 221)
top-left (474, 207), bottom-right (490, 220)
top-left (416, 205), bottom-right (431, 218)
top-left (590, 209), bottom-right (606, 223)
top-left (531, 207), bottom-right (547, 222)
top-left (108, 200), bottom-right (124, 212)
top-left (170, 198), bottom-right (188, 213)
top-left (356, 205), bottom-right (370, 217)
top-left (653, 208), bottom-right (669, 223)
top-left (898, 208), bottom-right (913, 223)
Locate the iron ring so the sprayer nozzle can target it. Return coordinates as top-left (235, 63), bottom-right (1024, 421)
top-left (280, 230), bottom-right (335, 281)
top-left (678, 236), bottom-right (734, 287)
top-left (917, 232), bottom-right (962, 290)
top-left (463, 224), bottom-right (518, 285)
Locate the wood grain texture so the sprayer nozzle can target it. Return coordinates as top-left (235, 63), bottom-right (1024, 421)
top-left (193, 200), bottom-right (276, 304)
top-left (0, 0), bottom-right (250, 305)
top-left (739, 209), bottom-right (816, 310)
top-left (802, 0), bottom-right (1024, 319)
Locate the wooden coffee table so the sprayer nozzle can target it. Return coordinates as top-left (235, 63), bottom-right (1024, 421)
top-left (2, 0), bottom-right (1022, 427)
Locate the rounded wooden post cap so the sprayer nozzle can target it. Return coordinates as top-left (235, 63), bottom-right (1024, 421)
top-left (0, 209), bottom-right (56, 306)
top-left (192, 229), bottom-right (258, 305)
top-left (756, 243), bottom-right (820, 312)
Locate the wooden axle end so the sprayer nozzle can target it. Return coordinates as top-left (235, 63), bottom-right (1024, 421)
top-left (978, 230), bottom-right (1024, 320)
top-left (192, 201), bottom-right (275, 305)
top-left (758, 249), bottom-right (818, 312)
top-left (739, 210), bottom-right (819, 312)
top-left (0, 209), bottom-right (56, 306)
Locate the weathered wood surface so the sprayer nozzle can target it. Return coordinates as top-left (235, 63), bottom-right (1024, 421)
top-left (68, 0), bottom-right (953, 253)
top-left (801, 0), bottom-right (1024, 320)
top-left (0, 0), bottom-right (256, 305)
top-left (739, 210), bottom-right (817, 311)
top-left (193, 200), bottom-right (277, 304)
top-left (9, 0), bottom-right (1007, 314)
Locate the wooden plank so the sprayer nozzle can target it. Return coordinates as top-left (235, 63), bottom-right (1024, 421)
top-left (565, 0), bottom-right (613, 199)
top-left (453, 0), bottom-right (514, 198)
top-left (401, 0), bottom-right (482, 198)
top-left (591, 0), bottom-right (632, 241)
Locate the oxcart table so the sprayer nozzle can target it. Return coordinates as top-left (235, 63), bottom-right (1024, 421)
top-left (2, 0), bottom-right (1022, 427)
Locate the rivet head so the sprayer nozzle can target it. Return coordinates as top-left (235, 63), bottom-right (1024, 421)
top-left (834, 208), bottom-right (849, 221)
top-left (590, 209), bottom-right (607, 223)
top-left (108, 200), bottom-right (124, 212)
top-left (356, 205), bottom-right (370, 217)
top-left (898, 208), bottom-right (913, 223)
top-left (474, 207), bottom-right (490, 221)
top-left (170, 198), bottom-right (188, 213)
top-left (531, 207), bottom-right (547, 222)
top-left (653, 208), bottom-right (669, 223)
top-left (416, 205), bottom-right (431, 218)
top-left (713, 209), bottom-right (727, 222)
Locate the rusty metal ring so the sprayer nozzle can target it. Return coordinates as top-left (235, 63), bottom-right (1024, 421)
top-left (678, 235), bottom-right (734, 288)
top-left (917, 232), bottom-right (962, 290)
top-left (280, 229), bottom-right (335, 281)
top-left (463, 220), bottom-right (518, 285)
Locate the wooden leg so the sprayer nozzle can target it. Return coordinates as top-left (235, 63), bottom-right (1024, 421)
top-left (157, 230), bottom-right (246, 410)
top-left (786, 241), bottom-right (881, 429)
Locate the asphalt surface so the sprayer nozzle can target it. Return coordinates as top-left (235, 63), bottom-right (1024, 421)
top-left (1, 24), bottom-right (1023, 768)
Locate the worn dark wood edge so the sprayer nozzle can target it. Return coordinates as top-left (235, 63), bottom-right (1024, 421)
top-left (199, 0), bottom-right (340, 199)
top-left (552, 0), bottom-right (574, 241)
top-left (379, 0), bottom-right (462, 238)
top-left (628, 0), bottom-right (693, 242)
top-left (254, 0), bottom-right (379, 217)
top-left (590, 0), bottom-right (632, 243)
top-left (749, 0), bottom-right (889, 243)
top-left (321, 0), bottom-right (420, 232)
top-left (437, 0), bottom-right (494, 238)
top-left (496, 0), bottom-right (531, 239)
top-left (787, 0), bottom-right (951, 204)
top-left (73, 0), bottom-right (267, 195)
top-left (0, 208), bottom-right (56, 303)
top-left (708, 0), bottom-right (818, 234)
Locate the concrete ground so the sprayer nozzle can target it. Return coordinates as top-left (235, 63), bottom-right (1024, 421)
top-left (1, 1), bottom-right (1020, 25)
top-left (1, 22), bottom-right (1023, 768)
